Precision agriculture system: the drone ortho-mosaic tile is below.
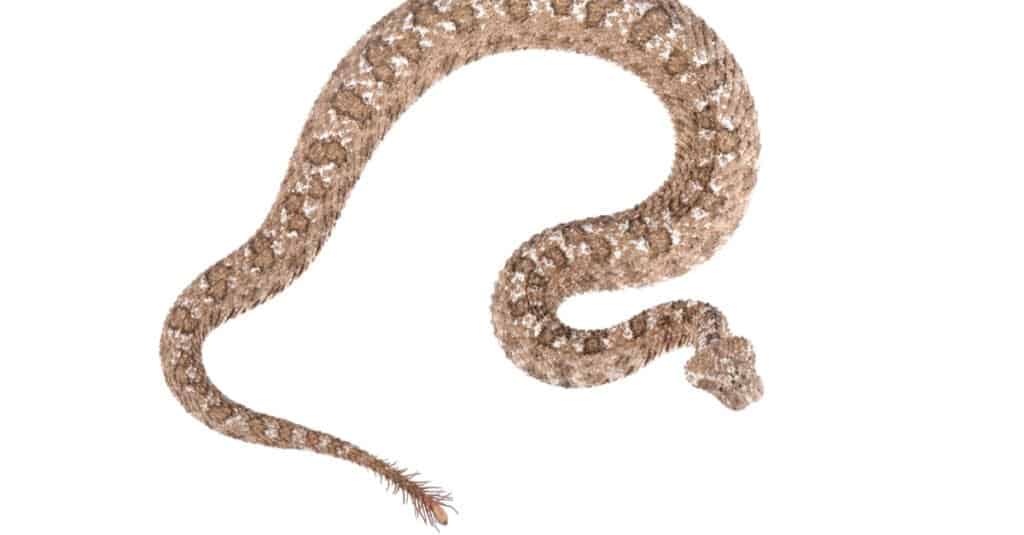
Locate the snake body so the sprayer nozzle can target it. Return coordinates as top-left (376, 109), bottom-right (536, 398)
top-left (161, 0), bottom-right (761, 526)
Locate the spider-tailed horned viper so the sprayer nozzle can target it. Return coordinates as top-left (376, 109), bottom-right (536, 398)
top-left (160, 0), bottom-right (761, 527)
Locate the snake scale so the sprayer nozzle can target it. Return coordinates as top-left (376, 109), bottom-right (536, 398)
top-left (160, 0), bottom-right (761, 526)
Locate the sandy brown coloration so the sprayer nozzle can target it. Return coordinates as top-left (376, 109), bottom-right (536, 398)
top-left (161, 0), bottom-right (761, 528)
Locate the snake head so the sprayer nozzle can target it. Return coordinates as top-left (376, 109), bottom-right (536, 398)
top-left (686, 336), bottom-right (763, 410)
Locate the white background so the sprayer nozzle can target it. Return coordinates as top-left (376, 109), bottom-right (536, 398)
top-left (2, 1), bottom-right (1022, 533)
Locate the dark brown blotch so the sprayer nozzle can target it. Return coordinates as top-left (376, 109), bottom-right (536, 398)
top-left (172, 363), bottom-right (191, 386)
top-left (562, 225), bottom-right (587, 245)
top-left (690, 164), bottom-right (715, 185)
top-left (250, 235), bottom-right (273, 255)
top-left (543, 247), bottom-right (568, 269)
top-left (276, 422), bottom-right (294, 445)
top-left (207, 279), bottom-right (229, 302)
top-left (307, 139), bottom-right (348, 167)
top-left (508, 299), bottom-right (529, 318)
top-left (698, 106), bottom-right (720, 131)
top-left (630, 312), bottom-right (649, 337)
top-left (538, 326), bottom-right (558, 347)
top-left (333, 90), bottom-right (372, 124)
top-left (645, 227), bottom-right (673, 255)
top-left (304, 431), bottom-right (321, 450)
top-left (378, 62), bottom-right (397, 82)
top-left (669, 195), bottom-right (690, 219)
top-left (555, 362), bottom-right (574, 387)
top-left (552, 0), bottom-right (574, 17)
top-left (365, 39), bottom-right (392, 65)
top-left (506, 0), bottom-right (530, 21)
top-left (528, 299), bottom-right (552, 320)
top-left (252, 252), bottom-right (275, 270)
top-left (305, 178), bottom-right (327, 199)
top-left (587, 237), bottom-right (613, 264)
top-left (450, 5), bottom-right (478, 33)
top-left (629, 7), bottom-right (672, 48)
top-left (582, 335), bottom-right (604, 355)
top-left (365, 39), bottom-right (396, 84)
top-left (287, 213), bottom-right (310, 234)
top-left (206, 262), bottom-right (231, 283)
top-left (395, 37), bottom-right (424, 63)
top-left (657, 312), bottom-right (676, 329)
top-left (371, 64), bottom-right (394, 84)
top-left (697, 192), bottom-right (724, 214)
top-left (585, 0), bottom-right (622, 28)
top-left (208, 405), bottom-right (233, 424)
top-left (514, 256), bottom-right (536, 274)
top-left (249, 235), bottom-right (276, 269)
top-left (248, 417), bottom-right (266, 439)
top-left (665, 48), bottom-right (691, 76)
top-left (715, 131), bottom-right (740, 153)
top-left (169, 306), bottom-right (197, 334)
top-left (626, 215), bottom-right (647, 238)
top-left (283, 193), bottom-right (304, 215)
top-left (413, 3), bottom-right (442, 27)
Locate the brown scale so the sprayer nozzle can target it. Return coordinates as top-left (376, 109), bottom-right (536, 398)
top-left (413, 2), bottom-right (442, 27)
top-left (585, 0), bottom-right (622, 28)
top-left (276, 421), bottom-right (295, 446)
top-left (527, 298), bottom-right (553, 322)
top-left (160, 0), bottom-right (761, 528)
top-left (508, 298), bottom-right (530, 318)
top-left (171, 361), bottom-right (191, 388)
top-left (449, 5), bottom-right (479, 34)
top-left (304, 176), bottom-right (327, 199)
top-left (287, 214), bottom-right (309, 234)
top-left (665, 47), bottom-right (692, 76)
top-left (248, 417), bottom-right (267, 440)
top-left (506, 0), bottom-right (531, 22)
top-left (582, 335), bottom-right (606, 355)
top-left (248, 235), bottom-right (276, 270)
top-left (207, 405), bottom-right (233, 425)
top-left (514, 255), bottom-right (536, 274)
top-left (698, 103), bottom-right (722, 131)
top-left (629, 7), bottom-right (672, 48)
top-left (306, 139), bottom-right (348, 167)
top-left (586, 235), bottom-right (613, 264)
top-left (305, 431), bottom-right (322, 451)
top-left (395, 36), bottom-right (423, 63)
top-left (629, 312), bottom-right (649, 337)
top-left (542, 246), bottom-right (569, 269)
top-left (716, 129), bottom-right (741, 154)
top-left (168, 306), bottom-right (197, 334)
top-left (526, 271), bottom-right (548, 290)
top-left (365, 39), bottom-right (396, 84)
top-left (332, 90), bottom-right (372, 124)
top-left (625, 213), bottom-right (647, 238)
top-left (537, 326), bottom-right (559, 347)
top-left (207, 278), bottom-right (229, 302)
top-left (551, 0), bottom-right (574, 17)
top-left (205, 262), bottom-right (231, 283)
top-left (645, 227), bottom-right (673, 255)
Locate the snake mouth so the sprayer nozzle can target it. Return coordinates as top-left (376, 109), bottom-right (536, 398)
top-left (685, 336), bottom-right (764, 410)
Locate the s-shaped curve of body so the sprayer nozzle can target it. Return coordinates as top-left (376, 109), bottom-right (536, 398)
top-left (160, 0), bottom-right (761, 527)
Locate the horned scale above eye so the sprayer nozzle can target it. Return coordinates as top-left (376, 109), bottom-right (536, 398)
top-left (160, 0), bottom-right (762, 528)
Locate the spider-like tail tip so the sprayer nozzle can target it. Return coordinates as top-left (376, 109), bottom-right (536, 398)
top-left (429, 501), bottom-right (449, 526)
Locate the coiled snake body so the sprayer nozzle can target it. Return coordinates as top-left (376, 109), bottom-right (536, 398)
top-left (161, 0), bottom-right (761, 526)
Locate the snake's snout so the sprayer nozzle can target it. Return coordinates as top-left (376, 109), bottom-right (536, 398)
top-left (685, 336), bottom-right (763, 410)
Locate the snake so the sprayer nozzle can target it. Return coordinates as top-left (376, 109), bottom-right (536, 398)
top-left (160, 0), bottom-right (762, 527)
